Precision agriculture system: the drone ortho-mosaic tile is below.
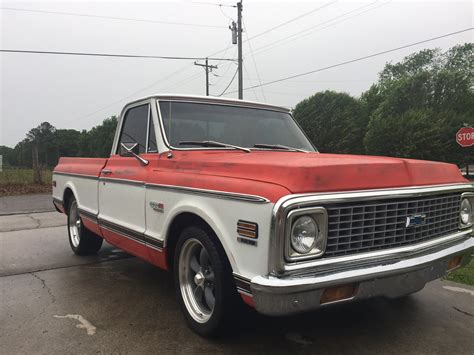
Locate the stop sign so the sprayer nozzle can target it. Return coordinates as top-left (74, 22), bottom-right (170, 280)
top-left (456, 127), bottom-right (474, 147)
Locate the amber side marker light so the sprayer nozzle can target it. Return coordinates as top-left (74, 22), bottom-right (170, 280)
top-left (237, 220), bottom-right (258, 239)
top-left (447, 255), bottom-right (462, 271)
top-left (320, 283), bottom-right (358, 305)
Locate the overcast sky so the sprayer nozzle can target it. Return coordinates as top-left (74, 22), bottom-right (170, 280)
top-left (1, 0), bottom-right (472, 147)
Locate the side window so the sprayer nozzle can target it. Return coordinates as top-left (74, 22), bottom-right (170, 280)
top-left (148, 118), bottom-right (158, 153)
top-left (118, 104), bottom-right (149, 154)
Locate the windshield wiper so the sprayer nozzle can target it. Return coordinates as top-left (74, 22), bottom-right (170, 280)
top-left (179, 140), bottom-right (251, 153)
top-left (253, 143), bottom-right (308, 153)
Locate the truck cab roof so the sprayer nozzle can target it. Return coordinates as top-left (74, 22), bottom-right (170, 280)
top-left (125, 94), bottom-right (291, 113)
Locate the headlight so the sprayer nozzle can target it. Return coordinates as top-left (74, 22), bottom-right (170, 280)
top-left (286, 208), bottom-right (328, 261)
top-left (291, 216), bottom-right (318, 254)
top-left (460, 198), bottom-right (472, 226)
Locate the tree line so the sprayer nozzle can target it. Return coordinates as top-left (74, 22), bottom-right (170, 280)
top-left (0, 43), bottom-right (472, 172)
top-left (293, 43), bottom-right (473, 166)
top-left (0, 117), bottom-right (118, 169)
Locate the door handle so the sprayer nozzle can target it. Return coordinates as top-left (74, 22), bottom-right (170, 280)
top-left (101, 169), bottom-right (112, 175)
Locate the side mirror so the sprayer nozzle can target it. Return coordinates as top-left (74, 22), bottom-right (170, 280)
top-left (119, 142), bottom-right (140, 156)
top-left (119, 143), bottom-right (149, 166)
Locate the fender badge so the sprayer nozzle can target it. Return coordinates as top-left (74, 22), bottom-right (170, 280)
top-left (150, 201), bottom-right (164, 213)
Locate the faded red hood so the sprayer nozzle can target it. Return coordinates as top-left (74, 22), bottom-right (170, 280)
top-left (162, 151), bottom-right (467, 194)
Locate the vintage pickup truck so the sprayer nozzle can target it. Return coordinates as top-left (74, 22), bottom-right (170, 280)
top-left (53, 94), bottom-right (474, 336)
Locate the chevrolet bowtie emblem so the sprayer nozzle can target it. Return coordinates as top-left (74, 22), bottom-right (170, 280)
top-left (406, 214), bottom-right (426, 228)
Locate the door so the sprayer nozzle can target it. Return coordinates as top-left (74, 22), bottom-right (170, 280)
top-left (98, 102), bottom-right (152, 259)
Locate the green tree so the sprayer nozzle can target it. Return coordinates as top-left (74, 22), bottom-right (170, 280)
top-left (364, 43), bottom-right (473, 165)
top-left (78, 116), bottom-right (118, 157)
top-left (0, 146), bottom-right (15, 167)
top-left (293, 91), bottom-right (367, 154)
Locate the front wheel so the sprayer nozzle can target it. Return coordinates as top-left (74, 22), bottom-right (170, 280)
top-left (173, 225), bottom-right (239, 337)
top-left (67, 197), bottom-right (103, 255)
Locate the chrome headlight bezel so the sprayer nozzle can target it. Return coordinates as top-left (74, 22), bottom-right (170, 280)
top-left (460, 192), bottom-right (474, 228)
top-left (285, 207), bottom-right (328, 261)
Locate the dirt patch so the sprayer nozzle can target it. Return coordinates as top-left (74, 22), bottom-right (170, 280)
top-left (0, 184), bottom-right (52, 197)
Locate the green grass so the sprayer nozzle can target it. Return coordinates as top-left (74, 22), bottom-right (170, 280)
top-left (0, 168), bottom-right (53, 196)
top-left (445, 258), bottom-right (474, 286)
top-left (0, 168), bottom-right (52, 185)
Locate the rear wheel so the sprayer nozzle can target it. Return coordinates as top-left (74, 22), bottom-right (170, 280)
top-left (67, 197), bottom-right (103, 255)
top-left (173, 225), bottom-right (239, 337)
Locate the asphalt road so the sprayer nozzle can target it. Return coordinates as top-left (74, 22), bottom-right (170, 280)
top-left (1, 213), bottom-right (473, 354)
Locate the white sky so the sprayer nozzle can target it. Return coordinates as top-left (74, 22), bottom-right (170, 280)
top-left (1, 0), bottom-right (472, 147)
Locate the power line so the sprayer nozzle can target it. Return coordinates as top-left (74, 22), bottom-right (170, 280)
top-left (224, 28), bottom-right (473, 94)
top-left (243, 63), bottom-right (259, 101)
top-left (211, 47), bottom-right (237, 89)
top-left (65, 66), bottom-right (202, 123)
top-left (0, 6), bottom-right (226, 28)
top-left (0, 49), bottom-right (236, 61)
top-left (243, 19), bottom-right (266, 102)
top-left (200, 2), bottom-right (339, 62)
top-left (218, 67), bottom-right (239, 97)
top-left (246, 1), bottom-right (336, 42)
top-left (251, 1), bottom-right (383, 56)
top-left (192, 2), bottom-right (236, 8)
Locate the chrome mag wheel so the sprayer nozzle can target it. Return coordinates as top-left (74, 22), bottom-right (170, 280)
top-left (68, 200), bottom-right (81, 248)
top-left (179, 238), bottom-right (216, 323)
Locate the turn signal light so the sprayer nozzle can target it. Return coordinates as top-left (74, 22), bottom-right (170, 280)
top-left (320, 283), bottom-right (358, 305)
top-left (447, 255), bottom-right (462, 271)
top-left (237, 220), bottom-right (258, 239)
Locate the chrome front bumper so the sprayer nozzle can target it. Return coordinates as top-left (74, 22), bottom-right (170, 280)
top-left (251, 235), bottom-right (474, 316)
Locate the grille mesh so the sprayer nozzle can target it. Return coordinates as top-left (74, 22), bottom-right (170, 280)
top-left (324, 193), bottom-right (461, 258)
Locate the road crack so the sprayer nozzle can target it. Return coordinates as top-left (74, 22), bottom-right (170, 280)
top-left (453, 306), bottom-right (473, 317)
top-left (26, 214), bottom-right (42, 228)
top-left (31, 272), bottom-right (56, 303)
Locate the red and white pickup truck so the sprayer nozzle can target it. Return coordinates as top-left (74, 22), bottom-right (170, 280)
top-left (53, 94), bottom-right (474, 336)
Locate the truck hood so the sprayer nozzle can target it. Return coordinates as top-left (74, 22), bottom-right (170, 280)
top-left (165, 151), bottom-right (467, 194)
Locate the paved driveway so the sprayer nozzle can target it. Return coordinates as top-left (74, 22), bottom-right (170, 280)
top-left (1, 212), bottom-right (473, 354)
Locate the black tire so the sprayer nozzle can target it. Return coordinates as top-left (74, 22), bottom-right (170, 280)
top-left (67, 197), bottom-right (103, 255)
top-left (173, 225), bottom-right (240, 337)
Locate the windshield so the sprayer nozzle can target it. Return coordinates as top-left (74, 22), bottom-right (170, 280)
top-left (158, 101), bottom-right (316, 151)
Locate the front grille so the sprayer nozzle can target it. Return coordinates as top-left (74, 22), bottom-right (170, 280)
top-left (324, 193), bottom-right (461, 258)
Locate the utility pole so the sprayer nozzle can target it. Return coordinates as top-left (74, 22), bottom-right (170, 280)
top-left (237, 1), bottom-right (243, 99)
top-left (194, 57), bottom-right (218, 96)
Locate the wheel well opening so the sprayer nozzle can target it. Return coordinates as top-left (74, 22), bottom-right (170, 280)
top-left (166, 212), bottom-right (227, 270)
top-left (63, 188), bottom-right (74, 214)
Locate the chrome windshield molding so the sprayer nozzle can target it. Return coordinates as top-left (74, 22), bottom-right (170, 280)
top-left (155, 96), bottom-right (291, 113)
top-left (269, 183), bottom-right (474, 275)
top-left (155, 98), bottom-right (317, 153)
top-left (145, 183), bottom-right (270, 204)
top-left (53, 171), bottom-right (98, 180)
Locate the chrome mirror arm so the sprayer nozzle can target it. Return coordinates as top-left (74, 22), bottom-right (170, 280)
top-left (120, 143), bottom-right (149, 166)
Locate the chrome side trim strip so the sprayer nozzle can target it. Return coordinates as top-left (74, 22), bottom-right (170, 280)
top-left (270, 183), bottom-right (474, 275)
top-left (53, 171), bottom-right (98, 180)
top-left (99, 177), bottom-right (145, 187)
top-left (78, 208), bottom-right (98, 223)
top-left (59, 174), bottom-right (269, 203)
top-left (146, 183), bottom-right (270, 204)
top-left (98, 217), bottom-right (164, 250)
